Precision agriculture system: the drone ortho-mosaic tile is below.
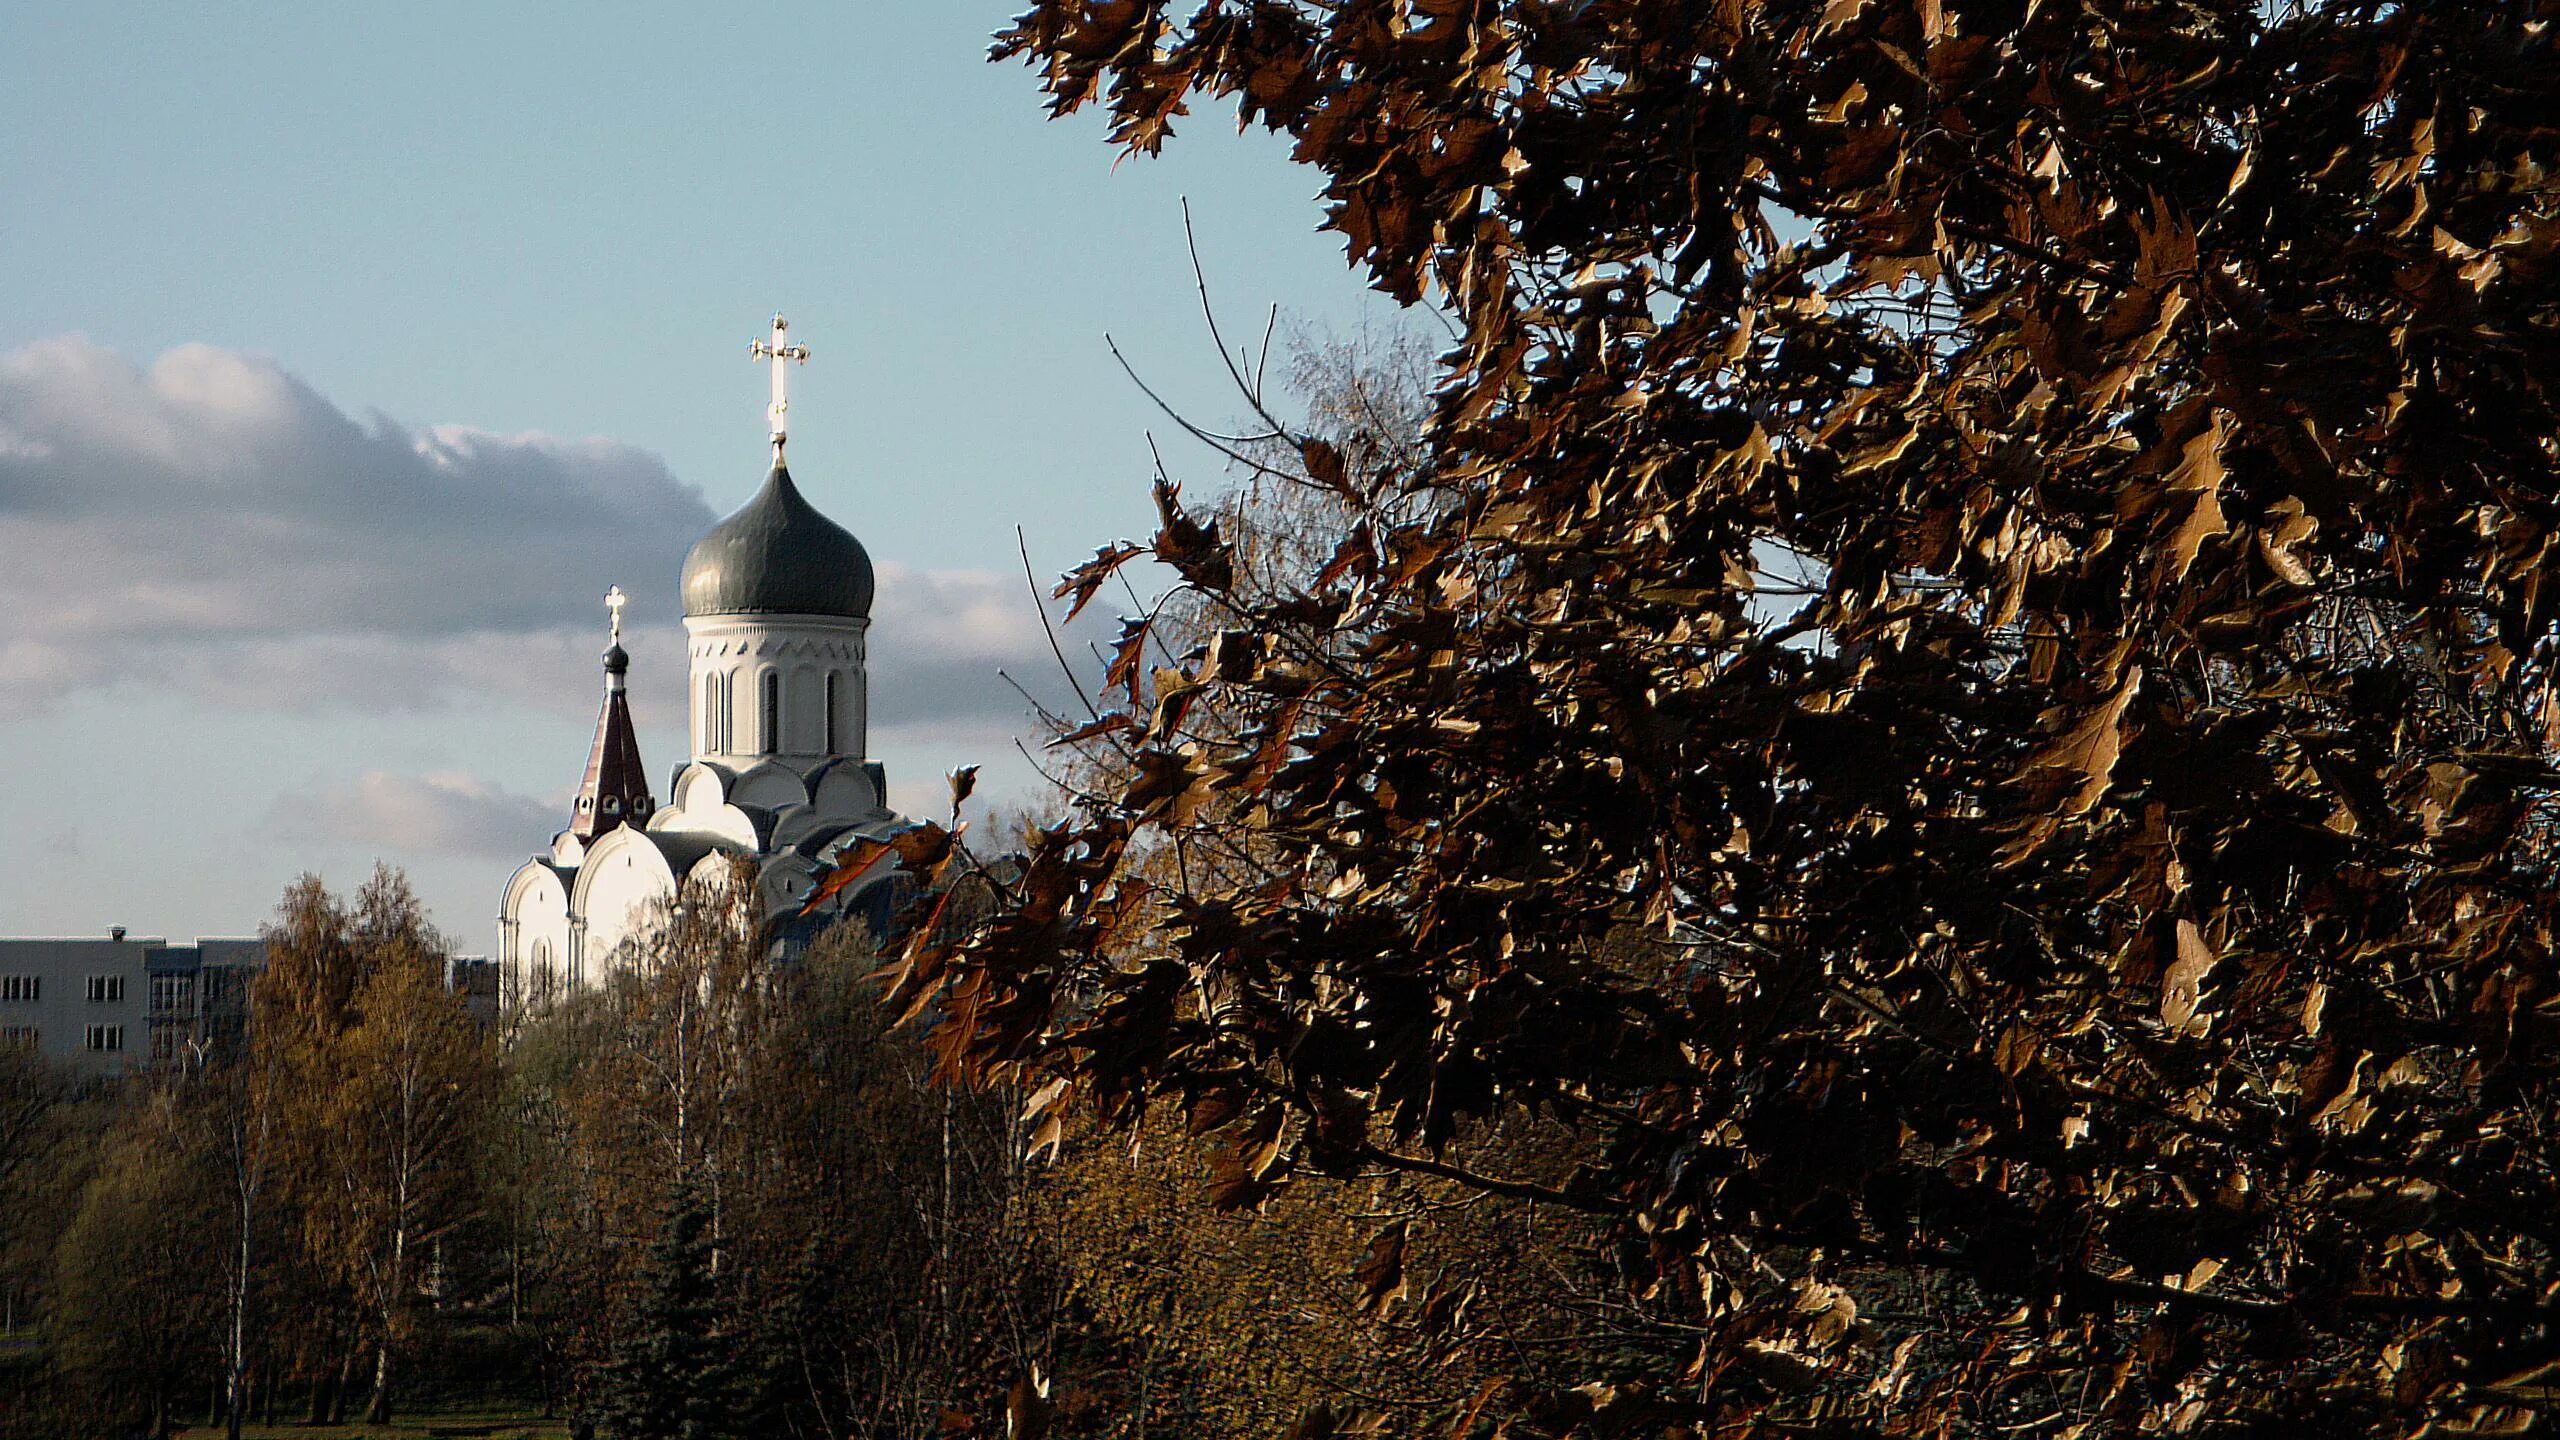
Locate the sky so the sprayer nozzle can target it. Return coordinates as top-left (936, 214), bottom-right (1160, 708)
top-left (0, 3), bottom-right (1408, 946)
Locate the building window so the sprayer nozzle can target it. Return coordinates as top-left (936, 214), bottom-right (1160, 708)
top-left (0, 976), bottom-right (35, 1002)
top-left (760, 671), bottom-right (781, 755)
top-left (87, 975), bottom-right (124, 1004)
top-left (720, 673), bottom-right (735, 753)
top-left (150, 974), bottom-right (194, 1018)
top-left (84, 1025), bottom-right (124, 1052)
top-left (150, 1025), bottom-right (188, 1066)
top-left (825, 672), bottom-right (841, 753)
top-left (0, 1026), bottom-right (35, 1047)
top-left (703, 673), bottom-right (722, 751)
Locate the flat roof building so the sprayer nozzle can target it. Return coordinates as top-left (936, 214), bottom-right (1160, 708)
top-left (0, 933), bottom-right (265, 1078)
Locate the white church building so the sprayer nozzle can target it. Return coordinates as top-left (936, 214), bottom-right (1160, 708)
top-left (498, 317), bottom-right (905, 1005)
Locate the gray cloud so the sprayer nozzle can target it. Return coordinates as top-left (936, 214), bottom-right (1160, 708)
top-left (867, 563), bottom-right (1110, 730)
top-left (0, 335), bottom-right (1104, 736)
top-left (265, 771), bottom-right (563, 858)
top-left (0, 335), bottom-right (707, 718)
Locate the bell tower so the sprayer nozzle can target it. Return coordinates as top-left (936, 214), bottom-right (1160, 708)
top-left (676, 315), bottom-right (874, 773)
top-left (568, 587), bottom-right (654, 839)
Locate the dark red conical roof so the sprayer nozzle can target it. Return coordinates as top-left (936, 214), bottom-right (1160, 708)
top-left (570, 643), bottom-right (654, 841)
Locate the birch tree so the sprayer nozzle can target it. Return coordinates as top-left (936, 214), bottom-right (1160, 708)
top-left (325, 943), bottom-right (495, 1425)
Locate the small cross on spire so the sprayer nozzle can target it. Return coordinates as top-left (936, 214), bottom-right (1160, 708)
top-left (748, 313), bottom-right (811, 458)
top-left (604, 585), bottom-right (627, 645)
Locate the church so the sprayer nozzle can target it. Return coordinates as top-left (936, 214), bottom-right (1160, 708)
top-left (498, 317), bottom-right (906, 1006)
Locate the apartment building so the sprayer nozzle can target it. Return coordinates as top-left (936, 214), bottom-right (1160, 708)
top-left (0, 932), bottom-right (265, 1078)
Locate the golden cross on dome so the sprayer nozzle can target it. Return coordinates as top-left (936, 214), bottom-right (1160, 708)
top-left (748, 313), bottom-right (811, 454)
top-left (605, 585), bottom-right (627, 645)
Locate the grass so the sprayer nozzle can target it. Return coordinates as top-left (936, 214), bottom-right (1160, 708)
top-left (172, 1403), bottom-right (569, 1440)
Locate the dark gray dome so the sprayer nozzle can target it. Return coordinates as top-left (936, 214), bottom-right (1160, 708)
top-left (680, 463), bottom-right (874, 619)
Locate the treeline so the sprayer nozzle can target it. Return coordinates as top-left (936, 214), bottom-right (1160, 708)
top-left (1, 870), bottom-right (496, 1437)
top-left (0, 859), bottom-right (1612, 1440)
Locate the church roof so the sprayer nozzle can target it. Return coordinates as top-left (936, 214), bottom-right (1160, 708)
top-left (679, 462), bottom-right (874, 619)
top-left (569, 641), bottom-right (655, 841)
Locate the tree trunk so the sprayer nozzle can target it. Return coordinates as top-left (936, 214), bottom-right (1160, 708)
top-left (366, 1339), bottom-right (392, 1425)
top-left (326, 1348), bottom-right (355, 1424)
top-left (224, 1186), bottom-right (251, 1440)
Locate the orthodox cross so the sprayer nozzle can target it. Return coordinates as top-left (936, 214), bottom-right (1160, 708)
top-left (605, 585), bottom-right (627, 645)
top-left (749, 313), bottom-right (811, 453)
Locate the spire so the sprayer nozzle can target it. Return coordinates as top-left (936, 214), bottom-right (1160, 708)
top-left (571, 587), bottom-right (655, 841)
top-left (748, 313), bottom-right (811, 463)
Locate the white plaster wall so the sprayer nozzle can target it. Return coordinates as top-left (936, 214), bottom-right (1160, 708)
top-left (500, 863), bottom-right (573, 1008)
top-left (727, 761), bottom-right (811, 811)
top-left (684, 612), bottom-right (868, 767)
top-left (573, 829), bottom-right (680, 973)
top-left (810, 760), bottom-right (880, 818)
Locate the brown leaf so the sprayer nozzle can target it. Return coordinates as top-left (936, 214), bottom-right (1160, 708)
top-left (1053, 541), bottom-right (1145, 624)
top-left (1353, 1220), bottom-right (1410, 1318)
top-left (2031, 665), bottom-right (2143, 817)
top-left (1049, 711), bottom-right (1139, 746)
top-left (1104, 617), bottom-right (1153, 709)
top-left (2162, 919), bottom-right (2219, 1035)
top-left (1301, 437), bottom-right (1352, 497)
top-left (802, 837), bottom-right (896, 914)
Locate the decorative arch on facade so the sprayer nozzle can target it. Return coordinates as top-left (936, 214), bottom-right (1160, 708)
top-left (726, 760), bottom-right (811, 812)
top-left (569, 827), bottom-right (684, 976)
top-left (809, 759), bottom-right (879, 818)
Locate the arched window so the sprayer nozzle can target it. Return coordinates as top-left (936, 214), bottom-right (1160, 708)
top-left (825, 672), bottom-right (841, 754)
top-left (702, 673), bottom-right (721, 751)
top-left (760, 671), bottom-right (781, 755)
top-left (719, 672), bottom-right (734, 753)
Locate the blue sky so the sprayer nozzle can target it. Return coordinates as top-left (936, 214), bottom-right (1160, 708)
top-left (0, 3), bottom-right (1405, 944)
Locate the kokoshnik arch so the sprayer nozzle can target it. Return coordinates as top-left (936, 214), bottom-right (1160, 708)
top-left (498, 316), bottom-right (905, 1006)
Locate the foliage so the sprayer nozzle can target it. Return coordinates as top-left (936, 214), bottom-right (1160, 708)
top-left (49, 1089), bottom-right (225, 1437)
top-left (1045, 1092), bottom-right (1617, 1439)
top-left (327, 933), bottom-right (497, 1423)
top-left (511, 875), bottom-right (1074, 1440)
top-left (834, 2), bottom-right (2560, 1433)
top-left (592, 1183), bottom-right (739, 1440)
top-left (0, 1040), bottom-right (68, 1336)
top-left (254, 867), bottom-right (491, 1427)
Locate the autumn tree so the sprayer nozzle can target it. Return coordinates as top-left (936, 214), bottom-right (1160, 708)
top-left (1017, 328), bottom-right (1620, 1435)
top-left (0, 1042), bottom-right (63, 1341)
top-left (325, 937), bottom-right (496, 1424)
top-left (503, 866), bottom-right (1084, 1440)
top-left (48, 1090), bottom-right (225, 1438)
top-left (841, 3), bottom-right (2560, 1435)
top-left (252, 866), bottom-right (477, 1425)
top-left (202, 1011), bottom-right (281, 1440)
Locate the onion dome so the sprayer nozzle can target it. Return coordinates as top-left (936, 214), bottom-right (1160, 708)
top-left (679, 461), bottom-right (874, 619)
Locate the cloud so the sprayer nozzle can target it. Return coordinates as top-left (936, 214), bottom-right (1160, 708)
top-left (265, 771), bottom-right (562, 858)
top-left (0, 334), bottom-right (1114, 747)
top-left (867, 562), bottom-right (1113, 729)
top-left (0, 334), bottom-right (713, 717)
